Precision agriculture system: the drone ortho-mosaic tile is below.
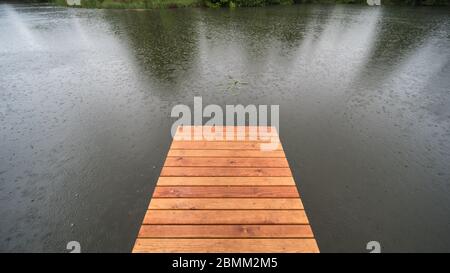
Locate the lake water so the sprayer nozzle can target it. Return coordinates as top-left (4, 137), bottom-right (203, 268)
top-left (1, 3), bottom-right (449, 252)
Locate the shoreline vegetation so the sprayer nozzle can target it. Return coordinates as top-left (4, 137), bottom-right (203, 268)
top-left (46, 0), bottom-right (450, 9)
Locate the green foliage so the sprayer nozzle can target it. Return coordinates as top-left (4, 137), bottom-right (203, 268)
top-left (205, 0), bottom-right (293, 6)
top-left (69, 0), bottom-right (294, 7)
top-left (52, 0), bottom-right (68, 5)
top-left (52, 0), bottom-right (450, 8)
top-left (297, 0), bottom-right (365, 3)
top-left (76, 0), bottom-right (202, 8)
top-left (382, 0), bottom-right (449, 5)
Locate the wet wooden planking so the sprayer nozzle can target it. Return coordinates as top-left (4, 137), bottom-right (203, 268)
top-left (134, 239), bottom-right (319, 253)
top-left (133, 126), bottom-right (319, 253)
top-left (164, 157), bottom-right (289, 167)
top-left (149, 198), bottom-right (303, 209)
top-left (138, 225), bottom-right (314, 238)
top-left (152, 186), bottom-right (300, 198)
top-left (155, 176), bottom-right (296, 186)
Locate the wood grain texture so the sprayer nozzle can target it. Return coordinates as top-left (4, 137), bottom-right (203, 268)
top-left (133, 238), bottom-right (319, 253)
top-left (174, 134), bottom-right (278, 141)
top-left (175, 126), bottom-right (279, 136)
top-left (143, 210), bottom-right (309, 224)
top-left (174, 128), bottom-right (278, 141)
top-left (156, 177), bottom-right (296, 186)
top-left (152, 186), bottom-right (299, 198)
top-left (161, 167), bottom-right (292, 177)
top-left (149, 198), bottom-right (303, 209)
top-left (167, 149), bottom-right (286, 158)
top-left (138, 225), bottom-right (313, 238)
top-left (170, 141), bottom-right (282, 151)
top-left (133, 126), bottom-right (318, 253)
top-left (164, 157), bottom-right (289, 167)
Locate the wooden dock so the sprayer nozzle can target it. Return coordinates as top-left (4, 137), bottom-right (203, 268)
top-left (133, 126), bottom-right (319, 253)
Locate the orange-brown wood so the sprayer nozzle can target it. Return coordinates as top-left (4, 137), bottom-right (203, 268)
top-left (133, 126), bottom-right (319, 253)
top-left (174, 134), bottom-right (278, 142)
top-left (156, 177), bottom-right (296, 186)
top-left (175, 126), bottom-right (279, 136)
top-left (161, 167), bottom-right (292, 177)
top-left (133, 239), bottom-right (319, 253)
top-left (153, 186), bottom-right (299, 198)
top-left (149, 198), bottom-right (303, 209)
top-left (174, 134), bottom-right (278, 141)
top-left (164, 157), bottom-right (289, 167)
top-left (167, 149), bottom-right (285, 158)
top-left (171, 141), bottom-right (282, 151)
top-left (143, 210), bottom-right (309, 224)
top-left (138, 225), bottom-right (313, 238)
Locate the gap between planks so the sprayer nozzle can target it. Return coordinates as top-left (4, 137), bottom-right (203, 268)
top-left (133, 126), bottom-right (318, 253)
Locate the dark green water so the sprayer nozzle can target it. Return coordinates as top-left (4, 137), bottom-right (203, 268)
top-left (1, 3), bottom-right (449, 252)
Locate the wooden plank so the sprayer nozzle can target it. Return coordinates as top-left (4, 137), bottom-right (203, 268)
top-left (174, 128), bottom-right (278, 142)
top-left (170, 141), bottom-right (282, 151)
top-left (174, 134), bottom-right (278, 141)
top-left (161, 167), bottom-right (292, 177)
top-left (176, 125), bottom-right (278, 130)
top-left (164, 157), bottom-right (289, 167)
top-left (176, 126), bottom-right (279, 135)
top-left (167, 149), bottom-right (286, 158)
top-left (149, 198), bottom-right (303, 209)
top-left (138, 225), bottom-right (313, 238)
top-left (156, 177), bottom-right (296, 186)
top-left (174, 128), bottom-right (278, 141)
top-left (153, 186), bottom-right (299, 198)
top-left (133, 238), bottom-right (319, 253)
top-left (133, 126), bottom-right (319, 253)
top-left (143, 210), bottom-right (309, 224)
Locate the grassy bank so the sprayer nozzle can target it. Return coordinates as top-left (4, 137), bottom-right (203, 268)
top-left (52, 0), bottom-right (202, 8)
top-left (52, 0), bottom-right (450, 8)
top-left (51, 0), bottom-right (292, 9)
